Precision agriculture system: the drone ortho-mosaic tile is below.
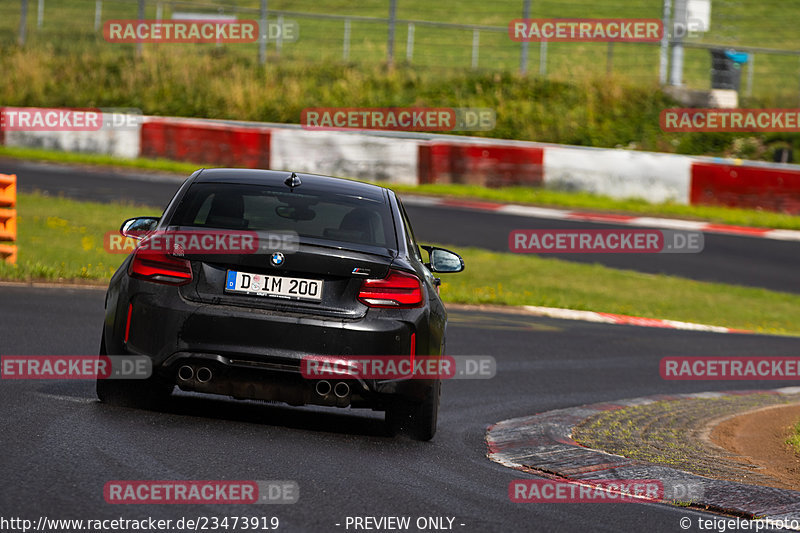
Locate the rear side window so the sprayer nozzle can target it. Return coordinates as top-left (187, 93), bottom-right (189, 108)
top-left (398, 199), bottom-right (422, 262)
top-left (170, 183), bottom-right (395, 249)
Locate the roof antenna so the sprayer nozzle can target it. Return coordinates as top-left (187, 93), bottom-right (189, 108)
top-left (284, 172), bottom-right (301, 188)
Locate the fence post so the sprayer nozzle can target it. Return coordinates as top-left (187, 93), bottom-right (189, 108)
top-left (343, 19), bottom-right (350, 61)
top-left (387, 0), bottom-right (397, 66)
top-left (155, 2), bottom-right (162, 21)
top-left (136, 0), bottom-right (144, 58)
top-left (259, 0), bottom-right (267, 65)
top-left (669, 0), bottom-right (686, 85)
top-left (406, 22), bottom-right (414, 62)
top-left (471, 29), bottom-right (479, 69)
top-left (539, 41), bottom-right (547, 76)
top-left (746, 54), bottom-right (754, 97)
top-left (276, 14), bottom-right (283, 54)
top-left (18, 0), bottom-right (28, 46)
top-left (659, 0), bottom-right (671, 84)
top-left (37, 0), bottom-right (43, 29)
top-left (94, 0), bottom-right (102, 32)
top-left (520, 0), bottom-right (531, 74)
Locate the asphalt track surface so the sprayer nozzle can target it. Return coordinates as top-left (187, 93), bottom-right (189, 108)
top-left (6, 158), bottom-right (800, 294)
top-left (2, 158), bottom-right (799, 531)
top-left (3, 285), bottom-right (799, 532)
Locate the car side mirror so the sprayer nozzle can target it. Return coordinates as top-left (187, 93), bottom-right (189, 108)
top-left (120, 216), bottom-right (159, 240)
top-left (421, 246), bottom-right (464, 273)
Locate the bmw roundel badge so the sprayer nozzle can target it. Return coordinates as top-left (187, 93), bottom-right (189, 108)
top-left (270, 252), bottom-right (285, 267)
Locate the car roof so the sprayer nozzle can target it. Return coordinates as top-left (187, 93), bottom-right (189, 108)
top-left (192, 168), bottom-right (388, 202)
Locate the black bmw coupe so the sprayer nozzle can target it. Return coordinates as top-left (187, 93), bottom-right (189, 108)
top-left (97, 168), bottom-right (464, 440)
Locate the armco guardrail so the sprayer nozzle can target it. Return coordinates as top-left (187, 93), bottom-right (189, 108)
top-left (3, 107), bottom-right (800, 214)
top-left (0, 174), bottom-right (17, 264)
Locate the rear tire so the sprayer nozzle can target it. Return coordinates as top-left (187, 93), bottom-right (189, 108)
top-left (386, 380), bottom-right (440, 441)
top-left (95, 327), bottom-right (171, 408)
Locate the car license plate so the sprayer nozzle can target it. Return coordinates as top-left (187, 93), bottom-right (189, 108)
top-left (225, 270), bottom-right (323, 301)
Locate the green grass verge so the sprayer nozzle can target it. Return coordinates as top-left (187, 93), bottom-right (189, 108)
top-left (439, 245), bottom-right (800, 335)
top-left (5, 145), bottom-right (800, 230)
top-left (574, 394), bottom-right (799, 480)
top-left (385, 183), bottom-right (800, 230)
top-left (0, 146), bottom-right (199, 175)
top-left (4, 193), bottom-right (800, 335)
top-left (0, 193), bottom-right (160, 282)
top-left (787, 420), bottom-right (800, 454)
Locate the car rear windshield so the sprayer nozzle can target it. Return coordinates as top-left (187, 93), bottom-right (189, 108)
top-left (169, 182), bottom-right (396, 250)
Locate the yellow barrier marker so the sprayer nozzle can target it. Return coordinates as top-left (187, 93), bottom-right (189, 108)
top-left (0, 209), bottom-right (16, 241)
top-left (0, 174), bottom-right (15, 208)
top-left (0, 174), bottom-right (17, 264)
top-left (0, 244), bottom-right (16, 264)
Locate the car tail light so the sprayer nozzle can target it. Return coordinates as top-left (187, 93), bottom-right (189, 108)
top-left (128, 247), bottom-right (192, 285)
top-left (358, 269), bottom-right (423, 308)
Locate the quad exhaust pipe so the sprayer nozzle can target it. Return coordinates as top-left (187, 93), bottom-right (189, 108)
top-left (177, 364), bottom-right (212, 383)
top-left (196, 367), bottom-right (212, 383)
top-left (334, 381), bottom-right (350, 398)
top-left (315, 380), bottom-right (351, 399)
top-left (315, 380), bottom-right (332, 396)
top-left (178, 365), bottom-right (194, 381)
top-left (179, 366), bottom-right (346, 399)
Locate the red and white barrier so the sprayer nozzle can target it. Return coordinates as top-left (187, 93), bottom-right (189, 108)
top-left (691, 160), bottom-right (800, 214)
top-left (269, 128), bottom-right (418, 185)
top-left (419, 143), bottom-right (544, 187)
top-left (140, 116), bottom-right (270, 169)
top-left (1, 107), bottom-right (140, 159)
top-left (3, 106), bottom-right (800, 214)
top-left (543, 145), bottom-right (692, 204)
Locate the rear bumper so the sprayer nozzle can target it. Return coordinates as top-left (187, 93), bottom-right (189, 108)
top-left (107, 281), bottom-right (439, 407)
top-left (161, 352), bottom-right (434, 408)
